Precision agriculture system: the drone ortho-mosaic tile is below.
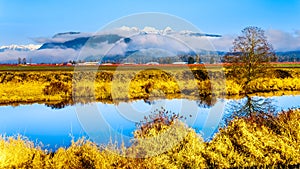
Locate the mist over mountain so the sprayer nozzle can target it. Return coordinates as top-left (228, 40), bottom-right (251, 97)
top-left (0, 44), bottom-right (41, 52)
top-left (0, 26), bottom-right (299, 64)
top-left (0, 26), bottom-right (224, 64)
top-left (39, 34), bottom-right (124, 50)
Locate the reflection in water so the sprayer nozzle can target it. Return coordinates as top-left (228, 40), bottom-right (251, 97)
top-left (0, 104), bottom-right (86, 150)
top-left (197, 94), bottom-right (217, 108)
top-left (1, 95), bottom-right (299, 150)
top-left (44, 97), bottom-right (112, 109)
top-left (225, 95), bottom-right (276, 123)
top-left (43, 93), bottom-right (217, 110)
top-left (45, 100), bottom-right (73, 109)
top-left (75, 99), bottom-right (205, 147)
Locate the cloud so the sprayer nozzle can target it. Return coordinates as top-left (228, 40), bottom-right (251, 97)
top-left (96, 26), bottom-right (140, 37)
top-left (209, 29), bottom-right (300, 52)
top-left (80, 41), bottom-right (125, 57)
top-left (3, 26), bottom-right (299, 64)
top-left (33, 26), bottom-right (227, 53)
top-left (0, 48), bottom-right (78, 63)
top-left (30, 37), bottom-right (51, 44)
top-left (96, 26), bottom-right (225, 51)
top-left (81, 27), bottom-right (225, 58)
top-left (0, 50), bottom-right (28, 63)
top-left (295, 30), bottom-right (300, 37)
top-left (31, 48), bottom-right (78, 63)
top-left (265, 29), bottom-right (300, 51)
top-left (32, 32), bottom-right (93, 43)
top-left (172, 34), bottom-right (224, 52)
top-left (1, 26), bottom-right (226, 63)
top-left (209, 35), bottom-right (235, 51)
top-left (100, 26), bottom-right (175, 37)
top-left (203, 29), bottom-right (300, 52)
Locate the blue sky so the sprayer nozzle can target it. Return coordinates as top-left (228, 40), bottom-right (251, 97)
top-left (0, 0), bottom-right (300, 46)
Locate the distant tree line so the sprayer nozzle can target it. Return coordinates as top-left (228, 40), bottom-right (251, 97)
top-left (276, 51), bottom-right (300, 62)
top-left (17, 57), bottom-right (27, 64)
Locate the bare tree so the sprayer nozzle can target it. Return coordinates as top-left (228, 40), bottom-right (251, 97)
top-left (18, 57), bottom-right (21, 64)
top-left (224, 26), bottom-right (276, 93)
top-left (22, 58), bottom-right (27, 64)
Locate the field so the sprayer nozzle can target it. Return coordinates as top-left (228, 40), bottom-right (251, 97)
top-left (0, 63), bottom-right (300, 106)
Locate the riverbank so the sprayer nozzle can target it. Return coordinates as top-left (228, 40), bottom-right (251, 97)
top-left (1, 109), bottom-right (299, 168)
top-left (0, 68), bottom-right (300, 105)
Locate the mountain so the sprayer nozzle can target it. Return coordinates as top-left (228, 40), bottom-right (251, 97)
top-left (39, 37), bottom-right (89, 50)
top-left (39, 34), bottom-right (124, 50)
top-left (0, 44), bottom-right (41, 52)
top-left (52, 31), bottom-right (81, 38)
top-left (2, 27), bottom-right (299, 64)
top-left (34, 29), bottom-right (224, 63)
top-left (188, 33), bottom-right (222, 38)
top-left (38, 27), bottom-right (222, 51)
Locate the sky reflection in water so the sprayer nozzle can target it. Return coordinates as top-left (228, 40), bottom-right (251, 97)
top-left (0, 95), bottom-right (299, 150)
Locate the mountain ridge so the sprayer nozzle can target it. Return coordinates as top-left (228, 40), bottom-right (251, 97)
top-left (0, 44), bottom-right (41, 52)
top-left (0, 28), bottom-right (299, 64)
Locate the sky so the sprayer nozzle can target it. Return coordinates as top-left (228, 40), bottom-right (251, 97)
top-left (0, 0), bottom-right (300, 50)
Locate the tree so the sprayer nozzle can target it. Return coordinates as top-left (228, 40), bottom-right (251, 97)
top-left (195, 55), bottom-right (200, 63)
top-left (22, 58), bottom-right (26, 64)
top-left (209, 57), bottom-right (214, 64)
top-left (187, 56), bottom-right (195, 64)
top-left (224, 26), bottom-right (276, 93)
top-left (18, 57), bottom-right (21, 64)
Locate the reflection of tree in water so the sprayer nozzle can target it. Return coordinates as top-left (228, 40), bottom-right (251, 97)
top-left (197, 94), bottom-right (217, 108)
top-left (43, 93), bottom-right (218, 109)
top-left (142, 94), bottom-right (216, 108)
top-left (45, 97), bottom-right (112, 109)
top-left (45, 99), bottom-right (74, 109)
top-left (225, 95), bottom-right (276, 123)
top-left (223, 26), bottom-right (278, 123)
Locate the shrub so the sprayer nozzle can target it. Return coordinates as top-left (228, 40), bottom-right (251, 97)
top-left (43, 81), bottom-right (70, 96)
top-left (1, 109), bottom-right (300, 168)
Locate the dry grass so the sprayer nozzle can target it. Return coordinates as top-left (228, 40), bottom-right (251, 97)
top-left (1, 109), bottom-right (300, 168)
top-left (1, 68), bottom-right (300, 105)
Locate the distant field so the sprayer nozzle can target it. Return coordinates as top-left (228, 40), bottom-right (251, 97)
top-left (271, 62), bottom-right (300, 68)
top-left (0, 65), bottom-right (74, 71)
top-left (1, 62), bottom-right (299, 71)
top-left (0, 64), bottom-right (217, 71)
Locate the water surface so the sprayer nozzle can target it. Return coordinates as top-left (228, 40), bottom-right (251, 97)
top-left (0, 95), bottom-right (299, 150)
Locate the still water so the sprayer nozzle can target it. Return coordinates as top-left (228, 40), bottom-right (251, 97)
top-left (0, 95), bottom-right (299, 150)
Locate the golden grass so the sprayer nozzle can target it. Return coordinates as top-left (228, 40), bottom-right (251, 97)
top-left (1, 68), bottom-right (300, 105)
top-left (1, 67), bottom-right (300, 168)
top-left (1, 109), bottom-right (300, 168)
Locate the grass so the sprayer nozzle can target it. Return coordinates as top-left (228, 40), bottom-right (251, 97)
top-left (1, 66), bottom-right (300, 105)
top-left (1, 109), bottom-right (300, 168)
top-left (1, 64), bottom-right (300, 168)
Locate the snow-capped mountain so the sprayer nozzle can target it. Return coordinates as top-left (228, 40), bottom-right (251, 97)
top-left (0, 44), bottom-right (41, 52)
top-left (38, 26), bottom-right (222, 51)
top-left (0, 26), bottom-right (224, 64)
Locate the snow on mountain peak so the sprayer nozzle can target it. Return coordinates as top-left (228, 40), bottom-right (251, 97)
top-left (141, 26), bottom-right (161, 34)
top-left (162, 26), bottom-right (174, 34)
top-left (0, 44), bottom-right (41, 51)
top-left (119, 26), bottom-right (139, 32)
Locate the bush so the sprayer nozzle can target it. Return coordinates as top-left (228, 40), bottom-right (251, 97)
top-left (1, 109), bottom-right (300, 168)
top-left (43, 81), bottom-right (70, 96)
top-left (273, 69), bottom-right (292, 79)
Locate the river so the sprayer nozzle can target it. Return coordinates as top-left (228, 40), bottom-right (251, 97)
top-left (0, 94), bottom-right (299, 150)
